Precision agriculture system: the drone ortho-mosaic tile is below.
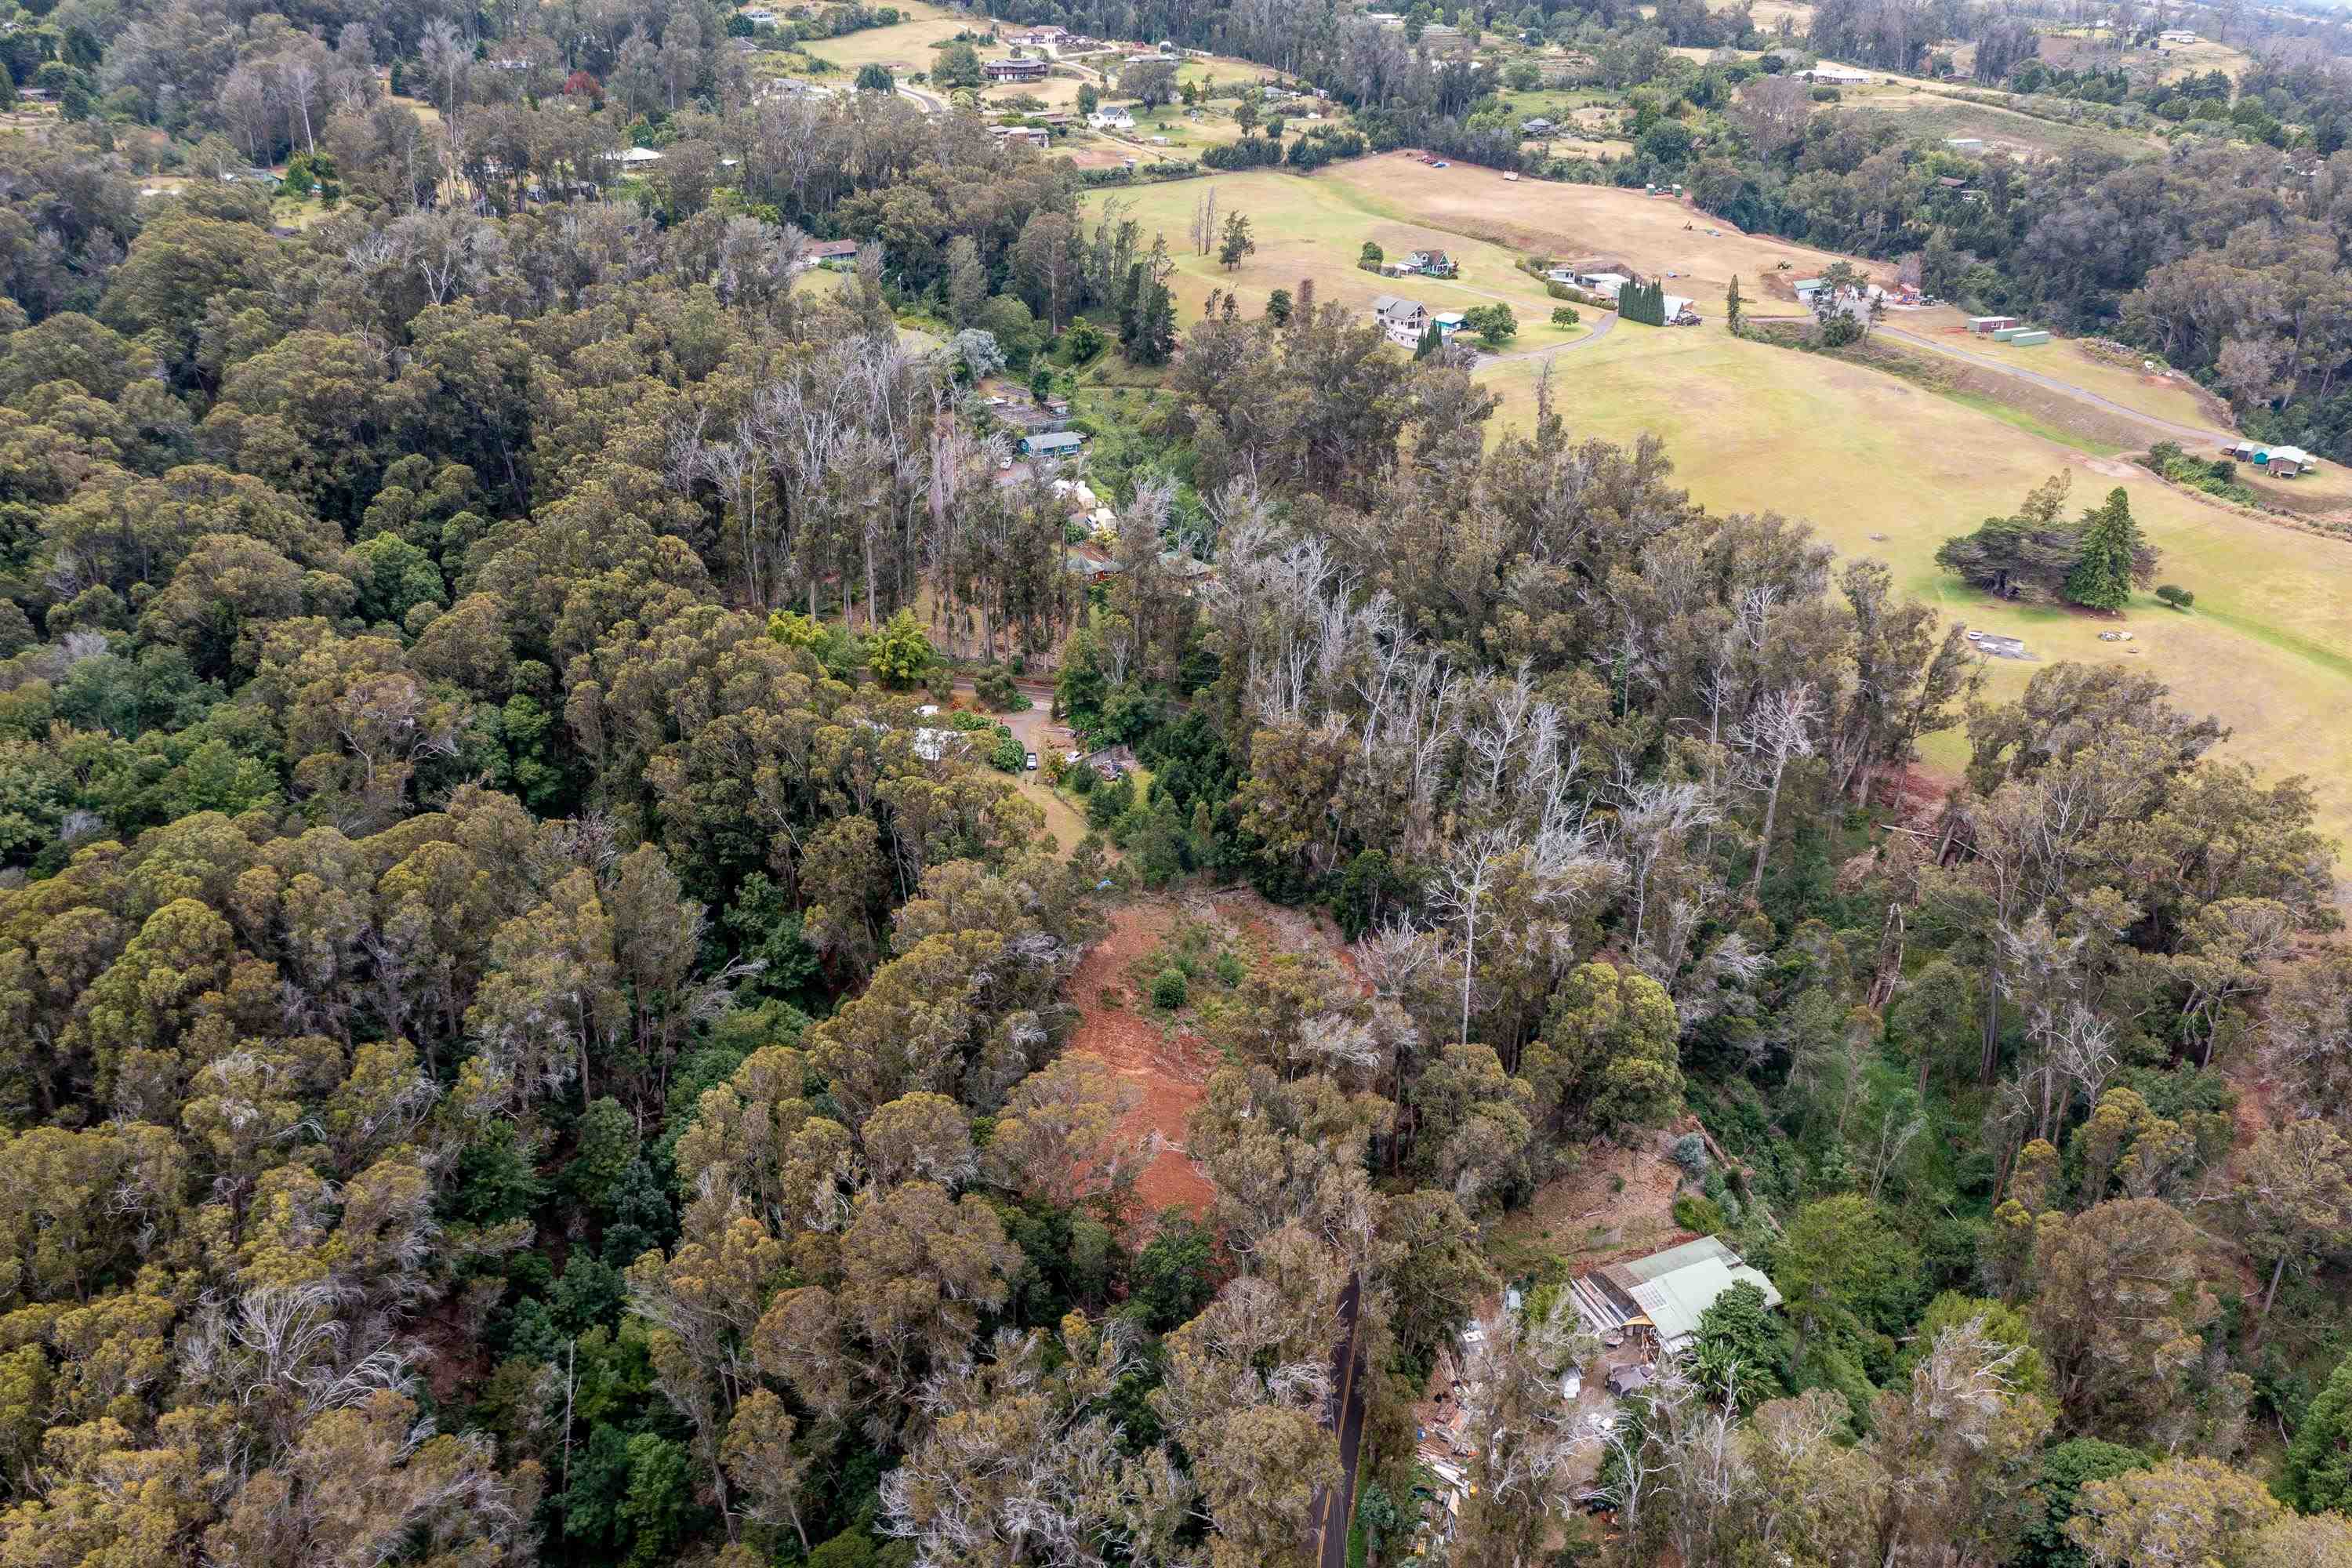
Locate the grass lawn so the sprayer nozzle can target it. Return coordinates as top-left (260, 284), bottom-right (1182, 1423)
top-left (1475, 325), bottom-right (2352, 864)
top-left (1083, 167), bottom-right (1599, 354)
top-left (801, 0), bottom-right (974, 72)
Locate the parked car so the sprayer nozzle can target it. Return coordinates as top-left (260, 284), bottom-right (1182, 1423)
top-left (1024, 750), bottom-right (1040, 771)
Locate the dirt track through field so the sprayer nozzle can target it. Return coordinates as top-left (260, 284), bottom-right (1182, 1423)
top-left (1062, 902), bottom-right (1219, 1227)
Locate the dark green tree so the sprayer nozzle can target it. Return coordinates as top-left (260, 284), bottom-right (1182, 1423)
top-left (2281, 1350), bottom-right (2352, 1514)
top-left (2063, 486), bottom-right (2155, 610)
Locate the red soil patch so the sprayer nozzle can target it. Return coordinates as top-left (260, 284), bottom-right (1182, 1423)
top-left (1064, 900), bottom-right (1220, 1229)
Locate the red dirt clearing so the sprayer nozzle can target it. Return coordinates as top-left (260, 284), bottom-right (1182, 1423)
top-left (1064, 900), bottom-right (1220, 1228)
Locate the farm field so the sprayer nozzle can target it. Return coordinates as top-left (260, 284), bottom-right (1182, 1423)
top-left (1319, 156), bottom-right (1880, 305)
top-left (2157, 36), bottom-right (2253, 82)
top-left (1476, 325), bottom-right (2352, 860)
top-left (1893, 305), bottom-right (2227, 432)
top-left (1084, 168), bottom-right (1599, 354)
top-left (1838, 91), bottom-right (2162, 160)
top-left (800, 0), bottom-right (971, 72)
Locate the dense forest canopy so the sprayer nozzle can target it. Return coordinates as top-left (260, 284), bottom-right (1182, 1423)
top-left (0, 0), bottom-right (2349, 1566)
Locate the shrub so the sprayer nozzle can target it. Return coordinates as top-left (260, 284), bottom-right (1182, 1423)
top-left (1151, 967), bottom-right (1189, 1009)
top-left (1670, 1132), bottom-right (1711, 1174)
top-left (1673, 1192), bottom-right (1729, 1233)
top-left (1214, 951), bottom-right (1246, 987)
top-left (973, 665), bottom-right (1022, 709)
top-left (2154, 583), bottom-right (2194, 610)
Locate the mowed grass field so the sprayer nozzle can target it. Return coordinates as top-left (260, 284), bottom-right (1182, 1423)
top-left (1084, 169), bottom-right (1599, 353)
top-left (1477, 326), bottom-right (2352, 859)
top-left (800, 0), bottom-right (971, 72)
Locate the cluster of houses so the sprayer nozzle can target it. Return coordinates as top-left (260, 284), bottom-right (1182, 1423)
top-left (2223, 439), bottom-right (2321, 477)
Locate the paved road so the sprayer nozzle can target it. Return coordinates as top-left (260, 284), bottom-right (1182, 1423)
top-left (897, 82), bottom-right (946, 113)
top-left (1311, 1274), bottom-right (1367, 1568)
top-left (1876, 322), bottom-right (2233, 448)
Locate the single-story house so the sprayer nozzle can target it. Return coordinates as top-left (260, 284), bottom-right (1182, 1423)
top-left (223, 166), bottom-right (283, 187)
top-left (1019, 430), bottom-right (1086, 460)
top-left (1520, 117), bottom-right (1557, 135)
top-left (804, 238), bottom-right (862, 270)
top-left (1580, 271), bottom-right (1632, 299)
top-left (1087, 107), bottom-right (1136, 130)
top-left (984, 56), bottom-right (1050, 82)
top-left (604, 146), bottom-right (665, 165)
top-left (993, 124), bottom-right (1052, 148)
top-left (1802, 63), bottom-right (1871, 84)
top-left (1568, 1236), bottom-right (1783, 1357)
top-left (2160, 28), bottom-right (2198, 43)
top-left (1968, 315), bottom-right (2019, 334)
top-left (1432, 310), bottom-right (1467, 338)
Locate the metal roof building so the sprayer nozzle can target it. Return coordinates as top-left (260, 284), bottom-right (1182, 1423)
top-left (1569, 1236), bottom-right (1781, 1354)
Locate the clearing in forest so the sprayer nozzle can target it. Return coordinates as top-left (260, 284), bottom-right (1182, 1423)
top-left (1062, 898), bottom-right (1220, 1225)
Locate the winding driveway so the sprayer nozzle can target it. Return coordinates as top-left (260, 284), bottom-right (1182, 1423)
top-left (1483, 306), bottom-right (1618, 364)
top-left (1876, 322), bottom-right (2233, 448)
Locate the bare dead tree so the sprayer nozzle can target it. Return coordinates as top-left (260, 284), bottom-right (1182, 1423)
top-left (1733, 682), bottom-right (1822, 900)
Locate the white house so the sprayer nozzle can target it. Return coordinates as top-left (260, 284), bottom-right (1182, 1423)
top-left (1801, 63), bottom-right (1871, 85)
top-left (1087, 107), bottom-right (1135, 130)
top-left (603, 146), bottom-right (664, 165)
top-left (2160, 27), bottom-right (2198, 42)
top-left (1371, 294), bottom-right (1431, 345)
